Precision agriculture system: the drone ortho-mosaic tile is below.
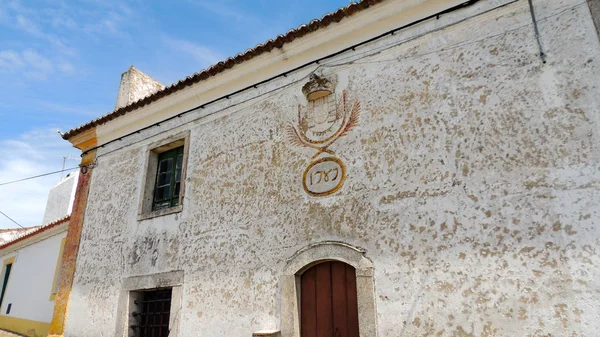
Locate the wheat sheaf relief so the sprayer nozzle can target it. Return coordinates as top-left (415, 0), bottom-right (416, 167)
top-left (286, 74), bottom-right (360, 197)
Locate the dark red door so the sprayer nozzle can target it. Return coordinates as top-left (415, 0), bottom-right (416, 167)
top-left (301, 261), bottom-right (359, 337)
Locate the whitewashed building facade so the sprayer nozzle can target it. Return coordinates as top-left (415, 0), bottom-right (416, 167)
top-left (55, 0), bottom-right (600, 336)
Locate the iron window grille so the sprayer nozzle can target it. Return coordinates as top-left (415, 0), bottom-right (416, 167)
top-left (130, 288), bottom-right (172, 337)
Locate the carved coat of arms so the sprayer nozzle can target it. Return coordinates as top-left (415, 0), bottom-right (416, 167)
top-left (286, 74), bottom-right (360, 197)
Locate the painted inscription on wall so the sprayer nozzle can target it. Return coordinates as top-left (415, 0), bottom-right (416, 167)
top-left (287, 75), bottom-right (360, 197)
top-left (303, 157), bottom-right (346, 196)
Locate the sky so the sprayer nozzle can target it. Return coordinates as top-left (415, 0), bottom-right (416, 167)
top-left (0, 0), bottom-right (351, 229)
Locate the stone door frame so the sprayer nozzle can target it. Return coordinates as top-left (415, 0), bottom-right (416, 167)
top-left (113, 270), bottom-right (184, 337)
top-left (280, 241), bottom-right (378, 337)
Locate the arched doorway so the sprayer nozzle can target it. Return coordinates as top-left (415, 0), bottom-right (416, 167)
top-left (300, 261), bottom-right (359, 337)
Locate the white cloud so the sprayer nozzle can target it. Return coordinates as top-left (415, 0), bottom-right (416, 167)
top-left (23, 71), bottom-right (49, 81)
top-left (76, 2), bottom-right (137, 37)
top-left (187, 0), bottom-right (260, 26)
top-left (51, 15), bottom-right (77, 30)
top-left (0, 128), bottom-right (79, 229)
top-left (35, 100), bottom-right (100, 118)
top-left (47, 36), bottom-right (78, 57)
top-left (0, 7), bottom-right (7, 23)
top-left (57, 60), bottom-right (74, 73)
top-left (0, 1), bottom-right (106, 58)
top-left (185, 0), bottom-right (291, 41)
top-left (23, 49), bottom-right (54, 73)
top-left (0, 50), bottom-right (25, 71)
top-left (163, 37), bottom-right (223, 67)
top-left (15, 14), bottom-right (42, 36)
top-left (0, 48), bottom-right (73, 81)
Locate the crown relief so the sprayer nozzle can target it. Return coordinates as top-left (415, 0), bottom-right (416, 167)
top-left (287, 73), bottom-right (360, 197)
top-left (302, 74), bottom-right (337, 101)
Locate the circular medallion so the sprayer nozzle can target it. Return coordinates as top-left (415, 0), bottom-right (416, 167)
top-left (302, 157), bottom-right (346, 197)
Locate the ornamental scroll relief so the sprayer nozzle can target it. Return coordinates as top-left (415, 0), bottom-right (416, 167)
top-left (286, 74), bottom-right (360, 197)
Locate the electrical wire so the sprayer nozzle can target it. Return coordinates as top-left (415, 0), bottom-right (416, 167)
top-left (326, 0), bottom-right (587, 67)
top-left (315, 0), bottom-right (521, 68)
top-left (0, 1), bottom-right (586, 224)
top-left (0, 210), bottom-right (24, 228)
top-left (80, 0), bottom-right (481, 159)
top-left (528, 0), bottom-right (547, 63)
top-left (0, 167), bottom-right (79, 187)
top-left (90, 0), bottom-right (500, 160)
top-left (89, 0), bottom-right (587, 161)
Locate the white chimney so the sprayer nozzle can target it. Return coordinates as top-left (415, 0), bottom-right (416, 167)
top-left (115, 66), bottom-right (164, 109)
top-left (41, 170), bottom-right (79, 225)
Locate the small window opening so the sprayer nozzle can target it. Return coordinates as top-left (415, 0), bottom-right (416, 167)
top-left (129, 288), bottom-right (172, 337)
top-left (153, 147), bottom-right (184, 211)
top-left (0, 263), bottom-right (12, 308)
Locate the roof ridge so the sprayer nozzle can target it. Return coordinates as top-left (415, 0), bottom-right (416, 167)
top-left (0, 227), bottom-right (36, 233)
top-left (62, 0), bottom-right (384, 140)
top-left (0, 216), bottom-right (70, 251)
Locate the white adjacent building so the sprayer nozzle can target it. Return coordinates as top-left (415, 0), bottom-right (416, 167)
top-left (0, 172), bottom-right (78, 336)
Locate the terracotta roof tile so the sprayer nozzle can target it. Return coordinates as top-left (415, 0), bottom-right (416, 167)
top-left (0, 216), bottom-right (70, 251)
top-left (0, 227), bottom-right (38, 234)
top-left (62, 0), bottom-right (384, 140)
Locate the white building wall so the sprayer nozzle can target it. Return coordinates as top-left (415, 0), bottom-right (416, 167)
top-left (0, 230), bottom-right (67, 323)
top-left (65, 0), bottom-right (600, 336)
top-left (42, 171), bottom-right (78, 226)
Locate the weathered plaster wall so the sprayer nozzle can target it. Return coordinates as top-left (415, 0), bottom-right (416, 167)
top-left (65, 0), bottom-right (600, 336)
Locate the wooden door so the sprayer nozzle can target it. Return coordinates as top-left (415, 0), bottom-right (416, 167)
top-left (300, 261), bottom-right (359, 337)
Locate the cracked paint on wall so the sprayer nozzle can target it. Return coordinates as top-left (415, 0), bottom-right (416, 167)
top-left (63, 1), bottom-right (600, 336)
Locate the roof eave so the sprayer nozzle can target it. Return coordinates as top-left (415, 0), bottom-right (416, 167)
top-left (61, 0), bottom-right (385, 141)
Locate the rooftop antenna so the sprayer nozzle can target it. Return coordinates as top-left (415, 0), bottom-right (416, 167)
top-left (61, 156), bottom-right (79, 180)
top-left (57, 129), bottom-right (79, 180)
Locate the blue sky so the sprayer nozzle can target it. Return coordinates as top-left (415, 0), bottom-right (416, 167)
top-left (0, 0), bottom-right (350, 228)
